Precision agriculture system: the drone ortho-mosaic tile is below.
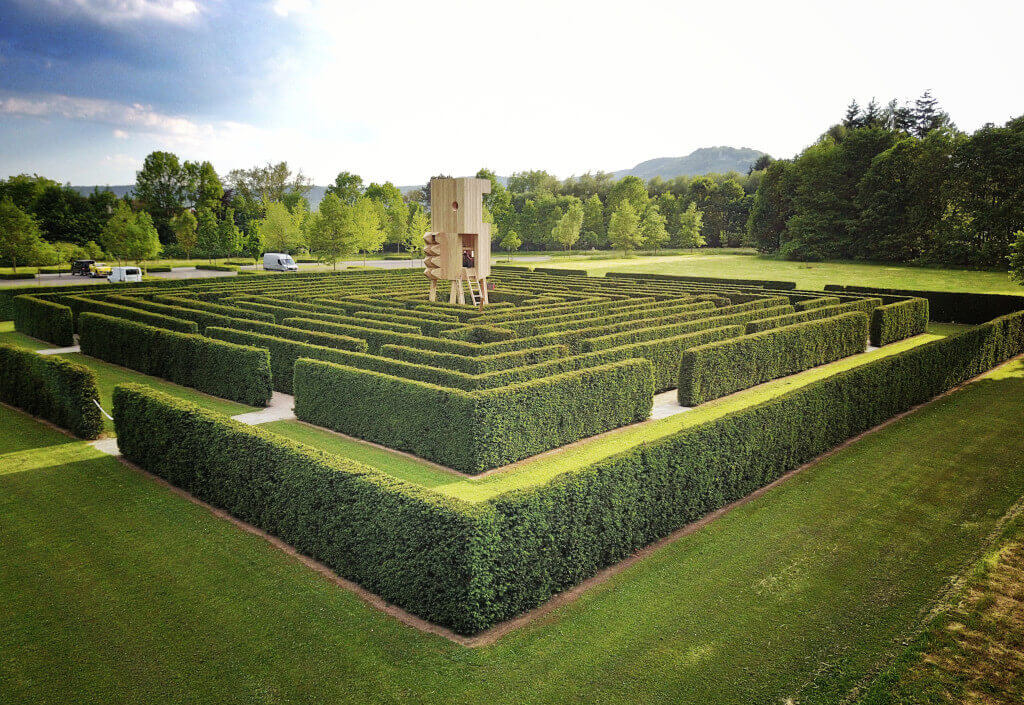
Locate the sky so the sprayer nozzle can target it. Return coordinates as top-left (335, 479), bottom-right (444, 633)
top-left (0, 0), bottom-right (1022, 187)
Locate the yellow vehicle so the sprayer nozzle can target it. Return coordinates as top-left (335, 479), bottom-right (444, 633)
top-left (89, 262), bottom-right (113, 278)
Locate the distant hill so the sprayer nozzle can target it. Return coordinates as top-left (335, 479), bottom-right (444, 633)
top-left (73, 148), bottom-right (766, 209)
top-left (612, 146), bottom-right (766, 180)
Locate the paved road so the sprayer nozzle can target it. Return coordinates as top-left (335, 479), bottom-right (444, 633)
top-left (0, 255), bottom-right (555, 289)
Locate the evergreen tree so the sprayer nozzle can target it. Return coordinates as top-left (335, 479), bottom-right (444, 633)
top-left (843, 100), bottom-right (862, 128)
top-left (217, 208), bottom-right (242, 256)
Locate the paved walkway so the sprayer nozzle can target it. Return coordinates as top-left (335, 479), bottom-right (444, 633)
top-left (650, 390), bottom-right (692, 420)
top-left (231, 392), bottom-right (296, 425)
top-left (37, 345), bottom-right (81, 355)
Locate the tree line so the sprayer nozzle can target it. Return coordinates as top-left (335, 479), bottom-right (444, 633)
top-left (747, 93), bottom-right (1024, 270)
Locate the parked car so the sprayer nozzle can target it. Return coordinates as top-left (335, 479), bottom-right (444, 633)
top-left (263, 252), bottom-right (298, 271)
top-left (107, 266), bottom-right (142, 283)
top-left (89, 263), bottom-right (113, 278)
top-left (71, 259), bottom-right (95, 276)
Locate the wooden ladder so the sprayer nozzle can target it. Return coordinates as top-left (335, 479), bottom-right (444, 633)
top-left (464, 271), bottom-right (483, 309)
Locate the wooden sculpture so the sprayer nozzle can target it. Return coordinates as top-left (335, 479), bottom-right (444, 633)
top-left (423, 177), bottom-right (491, 307)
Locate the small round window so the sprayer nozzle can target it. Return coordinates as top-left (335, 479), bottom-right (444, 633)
top-left (451, 201), bottom-right (459, 211)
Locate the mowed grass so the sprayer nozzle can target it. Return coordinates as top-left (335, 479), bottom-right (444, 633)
top-left (570, 253), bottom-right (1024, 294)
top-left (266, 331), bottom-right (946, 500)
top-left (3, 359), bottom-right (1024, 704)
top-left (56, 352), bottom-right (256, 433)
top-left (0, 320), bottom-right (50, 350)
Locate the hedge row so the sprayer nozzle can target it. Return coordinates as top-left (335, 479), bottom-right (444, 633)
top-left (824, 285), bottom-right (1024, 324)
top-left (0, 343), bottom-right (103, 438)
top-left (378, 344), bottom-right (567, 374)
top-left (606, 271), bottom-right (798, 290)
top-left (476, 325), bottom-right (743, 393)
top-left (293, 358), bottom-right (654, 473)
top-left (678, 312), bottom-right (869, 405)
top-left (0, 271), bottom-right (37, 280)
top-left (870, 298), bottom-right (930, 347)
top-left (12, 295), bottom-right (74, 346)
top-left (477, 309), bottom-right (1024, 628)
top-left (582, 304), bottom-right (794, 352)
top-left (744, 301), bottom-right (866, 334)
top-left (205, 326), bottom-right (479, 394)
top-left (152, 295), bottom-right (275, 323)
top-left (110, 307), bottom-right (1024, 635)
top-left (79, 313), bottom-right (271, 406)
top-left (105, 295), bottom-right (262, 334)
top-left (70, 296), bottom-right (198, 334)
top-left (112, 383), bottom-right (486, 634)
top-left (532, 267), bottom-right (588, 276)
top-left (795, 296), bottom-right (842, 311)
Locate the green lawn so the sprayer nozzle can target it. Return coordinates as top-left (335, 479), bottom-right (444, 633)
top-left (0, 320), bottom-right (51, 350)
top-left (265, 330), bottom-right (947, 501)
top-left (569, 253), bottom-right (1023, 294)
top-left (56, 352), bottom-right (256, 433)
top-left (2, 358), bottom-right (1023, 704)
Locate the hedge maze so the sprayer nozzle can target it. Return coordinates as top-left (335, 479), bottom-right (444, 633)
top-left (6, 268), bottom-right (1024, 635)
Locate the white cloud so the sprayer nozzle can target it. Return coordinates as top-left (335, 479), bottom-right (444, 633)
top-left (0, 93), bottom-right (213, 141)
top-left (30, 0), bottom-right (200, 26)
top-left (271, 0), bottom-right (310, 18)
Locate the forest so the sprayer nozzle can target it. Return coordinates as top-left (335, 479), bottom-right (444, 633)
top-left (1, 92), bottom-right (1022, 279)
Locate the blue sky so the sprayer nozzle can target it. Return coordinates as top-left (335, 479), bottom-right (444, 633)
top-left (1, 0), bottom-right (1023, 186)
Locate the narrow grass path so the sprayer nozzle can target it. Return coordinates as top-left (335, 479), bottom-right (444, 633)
top-left (0, 320), bottom-right (49, 350)
top-left (3, 360), bottom-right (1024, 704)
top-left (55, 352), bottom-right (256, 433)
top-left (266, 331), bottom-right (945, 500)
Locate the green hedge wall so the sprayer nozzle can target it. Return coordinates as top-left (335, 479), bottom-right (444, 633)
top-left (606, 271), bottom-right (798, 290)
top-left (0, 343), bottom-right (103, 438)
top-left (152, 295), bottom-right (275, 323)
top-left (106, 295), bottom-right (266, 334)
top-left (70, 296), bottom-right (198, 334)
top-left (109, 309), bottom-right (1024, 634)
top-left (205, 326), bottom-right (477, 393)
top-left (678, 312), bottom-right (869, 405)
top-left (12, 295), bottom-right (74, 346)
top-left (112, 383), bottom-right (489, 634)
top-left (79, 313), bottom-right (271, 406)
top-left (378, 344), bottom-right (567, 374)
top-left (293, 358), bottom-right (654, 473)
top-left (870, 298), bottom-right (930, 347)
top-left (744, 301), bottom-right (865, 334)
top-left (825, 285), bottom-right (1024, 324)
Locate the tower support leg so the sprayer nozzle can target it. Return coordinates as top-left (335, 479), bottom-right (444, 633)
top-left (428, 279), bottom-right (437, 302)
top-left (449, 279), bottom-right (459, 304)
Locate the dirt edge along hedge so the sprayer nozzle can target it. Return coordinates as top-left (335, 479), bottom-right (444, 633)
top-left (79, 312), bottom-right (271, 406)
top-left (0, 343), bottom-right (103, 438)
top-left (112, 383), bottom-right (493, 635)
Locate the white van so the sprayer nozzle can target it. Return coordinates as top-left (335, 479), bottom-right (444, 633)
top-left (107, 266), bottom-right (143, 283)
top-left (264, 253), bottom-right (298, 271)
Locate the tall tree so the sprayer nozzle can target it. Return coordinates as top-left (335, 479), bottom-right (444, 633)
top-left (675, 202), bottom-right (705, 248)
top-left (184, 160), bottom-right (224, 214)
top-left (1009, 231), bottom-right (1024, 283)
top-left (499, 229), bottom-right (522, 261)
top-left (195, 207), bottom-right (219, 261)
top-left (364, 182), bottom-right (410, 251)
top-left (170, 210), bottom-right (198, 260)
top-left (254, 201), bottom-right (305, 254)
top-left (581, 194), bottom-right (606, 248)
top-left (913, 90), bottom-right (954, 137)
top-left (0, 199), bottom-right (48, 271)
top-left (640, 204), bottom-right (670, 252)
top-left (100, 201), bottom-right (161, 265)
top-left (607, 200), bottom-right (643, 256)
top-left (406, 204), bottom-right (429, 259)
top-left (352, 196), bottom-right (385, 264)
top-left (304, 193), bottom-right (357, 269)
top-left (217, 208), bottom-right (242, 257)
top-left (551, 199), bottom-right (584, 251)
top-left (325, 171), bottom-right (364, 205)
top-left (134, 151), bottom-right (187, 244)
top-left (226, 162), bottom-right (312, 203)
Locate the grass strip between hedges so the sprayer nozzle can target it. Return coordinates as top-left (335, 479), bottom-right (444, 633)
top-left (265, 330), bottom-right (945, 501)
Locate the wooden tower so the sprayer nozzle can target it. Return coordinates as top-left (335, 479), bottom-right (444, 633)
top-left (423, 177), bottom-right (491, 307)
